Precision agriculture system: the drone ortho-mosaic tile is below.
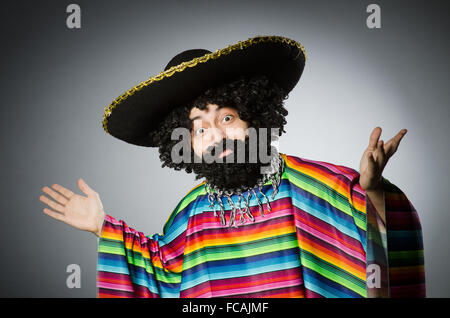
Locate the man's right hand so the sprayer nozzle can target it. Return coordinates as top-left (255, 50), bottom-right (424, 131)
top-left (39, 178), bottom-right (106, 237)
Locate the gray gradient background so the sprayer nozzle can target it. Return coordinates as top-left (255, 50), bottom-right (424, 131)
top-left (1, 0), bottom-right (448, 297)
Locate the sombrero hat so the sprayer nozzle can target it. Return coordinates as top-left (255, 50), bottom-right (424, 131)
top-left (102, 35), bottom-right (307, 147)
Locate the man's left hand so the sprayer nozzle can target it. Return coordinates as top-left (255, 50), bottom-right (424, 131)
top-left (359, 127), bottom-right (407, 192)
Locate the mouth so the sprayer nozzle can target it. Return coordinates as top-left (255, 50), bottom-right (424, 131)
top-left (218, 148), bottom-right (233, 158)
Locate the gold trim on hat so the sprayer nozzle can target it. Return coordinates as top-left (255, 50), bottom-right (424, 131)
top-left (102, 35), bottom-right (307, 135)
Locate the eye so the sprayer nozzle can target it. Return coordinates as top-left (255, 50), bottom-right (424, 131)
top-left (222, 115), bottom-right (234, 123)
top-left (195, 127), bottom-right (205, 135)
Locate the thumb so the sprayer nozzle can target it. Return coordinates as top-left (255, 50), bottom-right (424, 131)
top-left (78, 178), bottom-right (94, 196)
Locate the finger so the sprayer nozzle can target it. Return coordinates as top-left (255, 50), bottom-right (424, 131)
top-left (42, 186), bottom-right (69, 205)
top-left (78, 178), bottom-right (95, 196)
top-left (368, 127), bottom-right (382, 151)
top-left (43, 208), bottom-right (66, 222)
top-left (39, 194), bottom-right (66, 213)
top-left (384, 129), bottom-right (407, 158)
top-left (366, 151), bottom-right (377, 171)
top-left (375, 140), bottom-right (387, 166)
top-left (51, 183), bottom-right (74, 200)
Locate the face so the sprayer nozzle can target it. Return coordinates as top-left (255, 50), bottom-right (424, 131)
top-left (184, 102), bottom-right (276, 190)
top-left (189, 103), bottom-right (249, 159)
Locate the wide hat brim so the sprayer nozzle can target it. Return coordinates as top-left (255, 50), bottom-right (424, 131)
top-left (102, 35), bottom-right (307, 147)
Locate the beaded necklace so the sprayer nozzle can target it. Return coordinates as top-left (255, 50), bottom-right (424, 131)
top-left (204, 150), bottom-right (285, 227)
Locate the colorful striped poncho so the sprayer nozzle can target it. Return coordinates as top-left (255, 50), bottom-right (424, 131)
top-left (96, 153), bottom-right (425, 298)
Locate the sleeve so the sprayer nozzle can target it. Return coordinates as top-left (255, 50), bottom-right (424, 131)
top-left (347, 174), bottom-right (426, 298)
top-left (95, 214), bottom-right (185, 298)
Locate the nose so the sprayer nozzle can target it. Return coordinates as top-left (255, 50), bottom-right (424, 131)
top-left (206, 126), bottom-right (225, 146)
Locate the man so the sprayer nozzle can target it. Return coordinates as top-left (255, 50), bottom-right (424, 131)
top-left (39, 35), bottom-right (425, 298)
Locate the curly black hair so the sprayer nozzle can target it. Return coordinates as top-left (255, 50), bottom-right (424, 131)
top-left (152, 74), bottom-right (289, 183)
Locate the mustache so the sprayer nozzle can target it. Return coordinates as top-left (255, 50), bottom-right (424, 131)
top-left (205, 138), bottom-right (239, 157)
top-left (194, 128), bottom-right (278, 165)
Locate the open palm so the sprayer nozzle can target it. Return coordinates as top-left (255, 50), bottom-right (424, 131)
top-left (359, 127), bottom-right (407, 191)
top-left (39, 178), bottom-right (105, 236)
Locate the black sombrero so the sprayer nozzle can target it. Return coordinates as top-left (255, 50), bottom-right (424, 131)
top-left (102, 35), bottom-right (307, 147)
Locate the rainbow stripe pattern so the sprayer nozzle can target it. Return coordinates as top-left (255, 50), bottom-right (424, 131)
top-left (96, 153), bottom-right (425, 297)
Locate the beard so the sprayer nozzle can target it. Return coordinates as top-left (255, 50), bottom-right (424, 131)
top-left (189, 130), bottom-right (277, 190)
